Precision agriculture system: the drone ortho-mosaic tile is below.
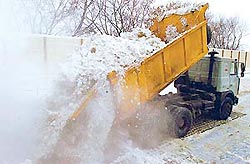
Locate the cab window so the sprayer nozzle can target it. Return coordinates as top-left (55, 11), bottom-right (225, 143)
top-left (230, 62), bottom-right (237, 75)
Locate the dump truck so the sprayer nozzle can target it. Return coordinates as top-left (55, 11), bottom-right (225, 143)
top-left (71, 3), bottom-right (246, 137)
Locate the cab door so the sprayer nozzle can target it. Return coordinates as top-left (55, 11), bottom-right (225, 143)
top-left (229, 61), bottom-right (240, 95)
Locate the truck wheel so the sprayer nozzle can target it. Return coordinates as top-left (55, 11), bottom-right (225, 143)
top-left (219, 97), bottom-right (233, 120)
top-left (171, 107), bottom-right (193, 138)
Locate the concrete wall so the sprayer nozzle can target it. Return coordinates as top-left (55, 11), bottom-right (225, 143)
top-left (26, 34), bottom-right (83, 64)
top-left (210, 48), bottom-right (250, 68)
top-left (25, 35), bottom-right (250, 70)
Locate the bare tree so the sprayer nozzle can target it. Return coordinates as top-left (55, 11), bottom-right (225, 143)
top-left (70, 0), bottom-right (95, 36)
top-left (19, 0), bottom-right (78, 35)
top-left (20, 0), bottom-right (153, 36)
top-left (21, 0), bottom-right (248, 47)
top-left (208, 15), bottom-right (247, 50)
top-left (73, 0), bottom-right (153, 36)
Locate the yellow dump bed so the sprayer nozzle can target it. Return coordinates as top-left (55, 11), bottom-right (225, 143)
top-left (71, 4), bottom-right (209, 119)
top-left (108, 4), bottom-right (209, 114)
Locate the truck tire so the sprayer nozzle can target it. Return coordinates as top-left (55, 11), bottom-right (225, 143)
top-left (219, 97), bottom-right (233, 120)
top-left (170, 106), bottom-right (193, 138)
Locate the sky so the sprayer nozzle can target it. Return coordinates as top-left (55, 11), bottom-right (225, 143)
top-left (154, 0), bottom-right (250, 50)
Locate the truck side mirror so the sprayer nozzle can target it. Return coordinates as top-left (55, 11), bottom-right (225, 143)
top-left (240, 63), bottom-right (245, 77)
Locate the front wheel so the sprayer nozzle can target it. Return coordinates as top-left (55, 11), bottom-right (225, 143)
top-left (212, 97), bottom-right (233, 120)
top-left (219, 97), bottom-right (233, 120)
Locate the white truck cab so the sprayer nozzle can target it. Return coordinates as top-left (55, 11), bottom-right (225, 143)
top-left (189, 55), bottom-right (244, 95)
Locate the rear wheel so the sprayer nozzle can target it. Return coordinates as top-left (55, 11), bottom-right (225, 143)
top-left (170, 106), bottom-right (193, 138)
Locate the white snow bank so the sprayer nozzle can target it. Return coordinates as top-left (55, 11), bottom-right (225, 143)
top-left (62, 28), bottom-right (166, 95)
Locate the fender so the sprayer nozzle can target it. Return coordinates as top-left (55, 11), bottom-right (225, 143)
top-left (221, 90), bottom-right (238, 105)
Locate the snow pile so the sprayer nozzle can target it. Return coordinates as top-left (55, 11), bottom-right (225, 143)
top-left (149, 2), bottom-right (206, 44)
top-left (63, 27), bottom-right (166, 95)
top-left (151, 2), bottom-right (206, 22)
